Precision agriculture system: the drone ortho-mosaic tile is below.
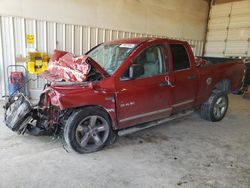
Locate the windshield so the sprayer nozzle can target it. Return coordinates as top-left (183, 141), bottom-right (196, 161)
top-left (87, 43), bottom-right (136, 75)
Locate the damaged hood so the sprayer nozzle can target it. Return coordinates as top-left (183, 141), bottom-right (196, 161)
top-left (40, 50), bottom-right (108, 82)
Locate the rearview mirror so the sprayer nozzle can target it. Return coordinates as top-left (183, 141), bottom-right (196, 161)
top-left (129, 64), bottom-right (144, 79)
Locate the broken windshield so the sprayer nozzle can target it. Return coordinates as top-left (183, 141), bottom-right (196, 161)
top-left (87, 43), bottom-right (136, 75)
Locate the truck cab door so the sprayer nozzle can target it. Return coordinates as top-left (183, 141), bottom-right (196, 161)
top-left (169, 43), bottom-right (198, 112)
top-left (115, 45), bottom-right (173, 129)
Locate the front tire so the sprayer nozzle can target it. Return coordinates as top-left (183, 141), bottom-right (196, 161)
top-left (64, 107), bottom-right (112, 154)
top-left (200, 91), bottom-right (228, 122)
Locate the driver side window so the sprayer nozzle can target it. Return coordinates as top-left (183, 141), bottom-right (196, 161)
top-left (122, 46), bottom-right (163, 79)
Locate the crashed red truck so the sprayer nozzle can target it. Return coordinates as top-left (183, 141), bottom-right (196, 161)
top-left (4, 38), bottom-right (246, 154)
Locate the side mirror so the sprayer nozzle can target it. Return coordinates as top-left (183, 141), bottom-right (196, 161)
top-left (129, 64), bottom-right (144, 79)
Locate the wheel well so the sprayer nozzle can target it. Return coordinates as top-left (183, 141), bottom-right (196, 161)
top-left (68, 105), bottom-right (114, 127)
top-left (214, 80), bottom-right (231, 93)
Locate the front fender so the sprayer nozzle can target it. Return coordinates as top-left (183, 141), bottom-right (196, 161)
top-left (46, 84), bottom-right (118, 129)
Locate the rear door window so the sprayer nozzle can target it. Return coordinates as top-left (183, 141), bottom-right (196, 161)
top-left (169, 44), bottom-right (190, 71)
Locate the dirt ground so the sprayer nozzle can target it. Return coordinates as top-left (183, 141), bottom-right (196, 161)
top-left (0, 95), bottom-right (249, 188)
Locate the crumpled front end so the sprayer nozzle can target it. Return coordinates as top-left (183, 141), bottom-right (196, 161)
top-left (4, 91), bottom-right (61, 136)
top-left (4, 93), bottom-right (33, 133)
top-left (3, 50), bottom-right (108, 136)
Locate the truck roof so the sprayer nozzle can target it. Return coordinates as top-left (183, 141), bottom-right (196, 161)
top-left (106, 37), bottom-right (186, 45)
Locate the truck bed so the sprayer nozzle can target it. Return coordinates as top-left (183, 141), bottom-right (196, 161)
top-left (200, 57), bottom-right (240, 64)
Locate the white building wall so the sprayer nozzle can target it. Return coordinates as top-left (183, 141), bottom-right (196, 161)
top-left (0, 0), bottom-right (209, 99)
top-left (0, 0), bottom-right (209, 40)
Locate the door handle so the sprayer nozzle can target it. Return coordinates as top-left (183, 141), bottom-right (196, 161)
top-left (187, 75), bottom-right (197, 80)
top-left (160, 76), bottom-right (175, 87)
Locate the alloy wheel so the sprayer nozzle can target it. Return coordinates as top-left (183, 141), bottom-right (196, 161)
top-left (75, 115), bottom-right (110, 150)
top-left (213, 96), bottom-right (227, 119)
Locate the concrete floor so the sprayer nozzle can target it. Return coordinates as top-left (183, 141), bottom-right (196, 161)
top-left (0, 95), bottom-right (249, 188)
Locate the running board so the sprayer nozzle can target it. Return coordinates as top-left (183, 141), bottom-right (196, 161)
top-left (118, 110), bottom-right (194, 136)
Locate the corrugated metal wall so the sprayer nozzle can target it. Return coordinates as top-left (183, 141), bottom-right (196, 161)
top-left (0, 15), bottom-right (204, 99)
top-left (205, 0), bottom-right (250, 57)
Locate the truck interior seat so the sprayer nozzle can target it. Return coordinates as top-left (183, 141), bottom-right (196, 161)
top-left (143, 52), bottom-right (159, 77)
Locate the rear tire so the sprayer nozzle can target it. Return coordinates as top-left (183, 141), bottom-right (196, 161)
top-left (64, 106), bottom-right (113, 154)
top-left (200, 91), bottom-right (228, 122)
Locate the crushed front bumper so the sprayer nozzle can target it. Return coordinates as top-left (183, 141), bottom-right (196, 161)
top-left (4, 92), bottom-right (62, 136)
top-left (4, 93), bottom-right (33, 133)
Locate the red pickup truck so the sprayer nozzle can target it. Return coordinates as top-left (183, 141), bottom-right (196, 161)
top-left (4, 38), bottom-right (245, 153)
